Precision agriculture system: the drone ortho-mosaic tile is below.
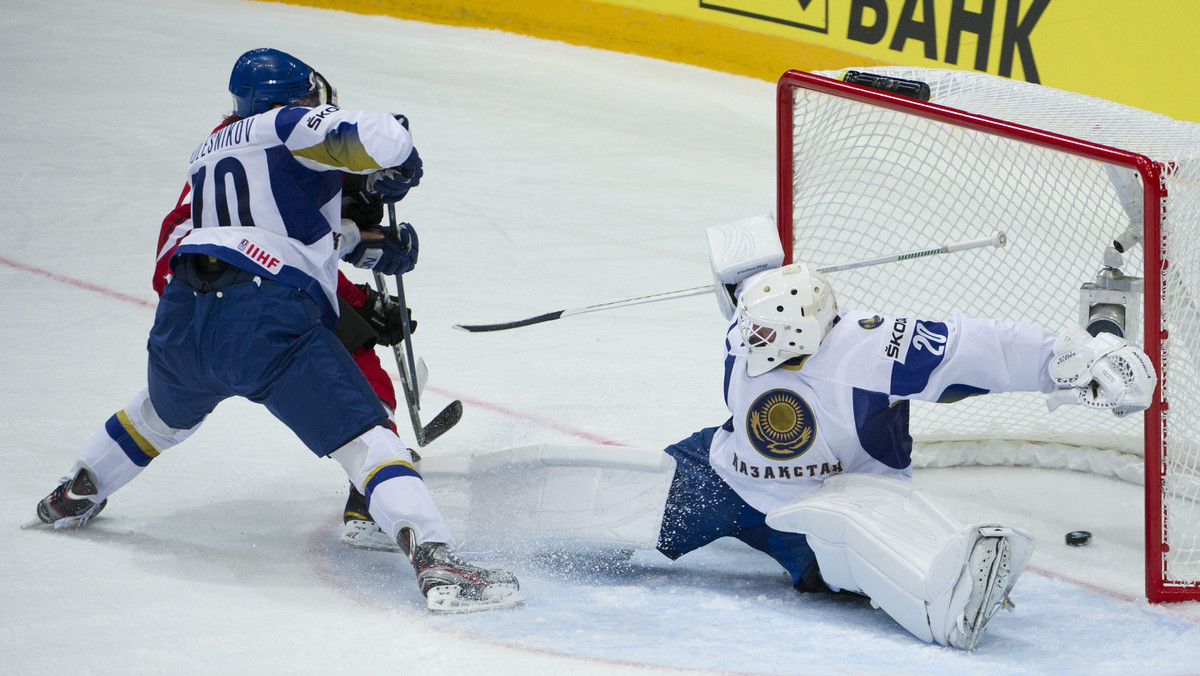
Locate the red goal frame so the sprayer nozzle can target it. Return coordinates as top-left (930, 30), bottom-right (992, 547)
top-left (774, 69), bottom-right (1191, 603)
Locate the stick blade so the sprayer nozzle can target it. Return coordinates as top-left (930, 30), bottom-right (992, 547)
top-left (418, 400), bottom-right (463, 446)
top-left (453, 311), bottom-right (565, 333)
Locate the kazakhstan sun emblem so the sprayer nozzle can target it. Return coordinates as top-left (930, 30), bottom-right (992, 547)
top-left (745, 389), bottom-right (817, 461)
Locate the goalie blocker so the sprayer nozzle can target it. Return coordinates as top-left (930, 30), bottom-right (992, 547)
top-left (706, 213), bottom-right (785, 320)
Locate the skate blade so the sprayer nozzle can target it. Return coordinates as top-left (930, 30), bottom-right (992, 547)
top-left (426, 584), bottom-right (524, 614)
top-left (338, 523), bottom-right (402, 553)
top-left (338, 536), bottom-right (402, 553)
top-left (20, 515), bottom-right (47, 529)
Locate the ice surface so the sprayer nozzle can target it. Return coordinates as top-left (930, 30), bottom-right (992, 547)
top-left (2, 0), bottom-right (1198, 674)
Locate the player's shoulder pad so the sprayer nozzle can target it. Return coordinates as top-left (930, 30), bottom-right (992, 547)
top-left (807, 309), bottom-right (896, 366)
top-left (276, 104), bottom-right (341, 140)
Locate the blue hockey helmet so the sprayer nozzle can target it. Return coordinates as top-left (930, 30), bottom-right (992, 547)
top-left (228, 48), bottom-right (337, 118)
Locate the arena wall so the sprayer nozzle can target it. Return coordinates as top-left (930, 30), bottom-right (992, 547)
top-left (268, 0), bottom-right (1197, 124)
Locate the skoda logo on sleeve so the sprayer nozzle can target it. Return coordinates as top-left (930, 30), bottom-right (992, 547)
top-left (745, 389), bottom-right (817, 461)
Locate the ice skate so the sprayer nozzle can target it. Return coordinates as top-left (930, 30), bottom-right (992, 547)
top-left (399, 528), bottom-right (523, 613)
top-left (338, 483), bottom-right (401, 552)
top-left (33, 467), bottom-right (107, 529)
top-left (948, 527), bottom-right (1019, 650)
top-left (340, 520), bottom-right (403, 552)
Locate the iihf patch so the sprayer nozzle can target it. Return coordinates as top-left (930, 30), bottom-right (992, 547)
top-left (238, 240), bottom-right (283, 273)
top-left (859, 315), bottom-right (884, 330)
top-left (745, 389), bottom-right (817, 461)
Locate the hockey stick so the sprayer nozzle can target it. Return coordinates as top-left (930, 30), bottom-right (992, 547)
top-left (814, 230), bottom-right (1006, 273)
top-left (453, 231), bottom-right (1006, 333)
top-left (452, 285), bottom-right (715, 333)
top-left (373, 204), bottom-right (463, 445)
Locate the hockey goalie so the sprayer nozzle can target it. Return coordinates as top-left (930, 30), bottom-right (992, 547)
top-left (427, 215), bottom-right (1157, 648)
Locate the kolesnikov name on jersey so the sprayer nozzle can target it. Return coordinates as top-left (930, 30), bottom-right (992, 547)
top-left (190, 117), bottom-right (257, 164)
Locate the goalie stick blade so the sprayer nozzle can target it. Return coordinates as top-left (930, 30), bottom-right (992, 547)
top-left (453, 311), bottom-right (565, 333)
top-left (418, 400), bottom-right (463, 446)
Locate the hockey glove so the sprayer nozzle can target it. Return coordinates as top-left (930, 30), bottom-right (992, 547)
top-left (341, 172), bottom-right (383, 229)
top-left (1046, 326), bottom-right (1157, 417)
top-left (353, 284), bottom-right (417, 346)
top-left (1047, 326), bottom-right (1125, 389)
top-left (367, 147), bottom-right (423, 203)
top-left (342, 223), bottom-right (419, 276)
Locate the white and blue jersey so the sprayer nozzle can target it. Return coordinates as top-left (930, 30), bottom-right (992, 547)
top-left (711, 306), bottom-right (1057, 514)
top-left (174, 105), bottom-right (412, 328)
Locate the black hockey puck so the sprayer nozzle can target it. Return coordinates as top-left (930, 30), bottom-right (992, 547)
top-left (1065, 530), bottom-right (1092, 546)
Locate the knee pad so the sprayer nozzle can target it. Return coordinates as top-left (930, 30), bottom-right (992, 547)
top-left (123, 388), bottom-right (199, 454)
top-left (77, 389), bottom-right (199, 500)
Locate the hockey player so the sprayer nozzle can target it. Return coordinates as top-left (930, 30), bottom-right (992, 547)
top-left (159, 154), bottom-right (414, 555)
top-left (161, 172), bottom-right (412, 553)
top-left (653, 217), bottom-right (1157, 648)
top-left (34, 48), bottom-right (521, 613)
top-left (149, 51), bottom-right (423, 554)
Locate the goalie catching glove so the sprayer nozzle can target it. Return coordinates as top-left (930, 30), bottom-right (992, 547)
top-left (352, 284), bottom-right (416, 347)
top-left (1046, 326), bottom-right (1157, 417)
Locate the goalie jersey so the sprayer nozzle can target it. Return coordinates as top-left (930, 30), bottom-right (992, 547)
top-left (173, 105), bottom-right (413, 328)
top-left (711, 308), bottom-right (1057, 514)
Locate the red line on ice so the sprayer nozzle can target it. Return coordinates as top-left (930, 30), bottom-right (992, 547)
top-left (2, 256), bottom-right (620, 446)
top-left (29, 257), bottom-right (1198, 624)
top-left (0, 256), bottom-right (157, 309)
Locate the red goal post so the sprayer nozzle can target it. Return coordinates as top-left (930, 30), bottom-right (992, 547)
top-left (775, 68), bottom-right (1200, 602)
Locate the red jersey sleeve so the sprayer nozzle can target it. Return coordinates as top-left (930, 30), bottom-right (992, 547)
top-left (153, 183), bottom-right (192, 297)
top-left (153, 119), bottom-right (233, 297)
top-left (337, 270), bottom-right (369, 307)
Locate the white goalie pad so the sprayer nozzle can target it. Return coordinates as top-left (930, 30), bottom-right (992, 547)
top-left (420, 445), bottom-right (676, 553)
top-left (765, 474), bottom-right (1034, 647)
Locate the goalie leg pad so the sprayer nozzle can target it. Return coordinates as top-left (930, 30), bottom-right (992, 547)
top-left (420, 444), bottom-right (675, 553)
top-left (765, 474), bottom-right (1033, 647)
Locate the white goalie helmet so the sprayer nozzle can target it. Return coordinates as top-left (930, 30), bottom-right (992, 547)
top-left (737, 262), bottom-right (838, 377)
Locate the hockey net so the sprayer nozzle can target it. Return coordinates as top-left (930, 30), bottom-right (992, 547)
top-left (777, 68), bottom-right (1200, 602)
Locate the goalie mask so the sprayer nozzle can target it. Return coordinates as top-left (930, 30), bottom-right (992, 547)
top-left (737, 263), bottom-right (838, 377)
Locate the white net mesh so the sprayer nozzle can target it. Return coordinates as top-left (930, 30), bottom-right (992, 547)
top-left (784, 67), bottom-right (1200, 596)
